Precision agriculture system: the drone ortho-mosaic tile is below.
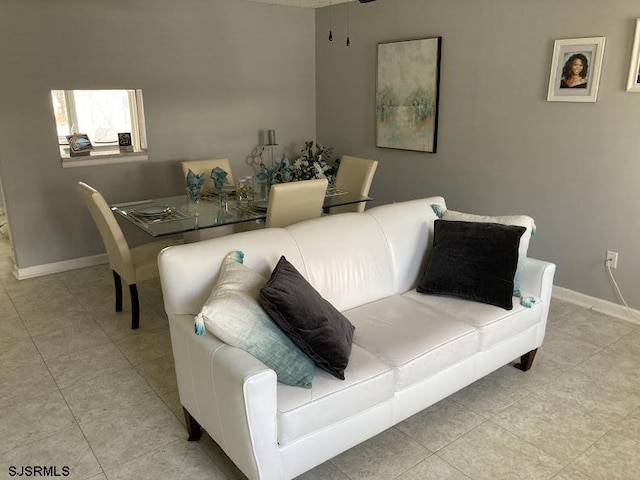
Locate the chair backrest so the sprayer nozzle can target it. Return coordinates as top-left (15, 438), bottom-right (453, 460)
top-left (265, 178), bottom-right (328, 228)
top-left (332, 155), bottom-right (378, 213)
top-left (76, 182), bottom-right (135, 282)
top-left (181, 158), bottom-right (234, 193)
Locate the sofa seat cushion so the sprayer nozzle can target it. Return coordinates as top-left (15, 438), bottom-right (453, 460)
top-left (343, 295), bottom-right (478, 391)
top-left (403, 290), bottom-right (542, 351)
top-left (276, 344), bottom-right (393, 445)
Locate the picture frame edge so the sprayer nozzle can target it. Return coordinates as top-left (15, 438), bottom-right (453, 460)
top-left (626, 18), bottom-right (640, 92)
top-left (546, 36), bottom-right (606, 103)
top-left (375, 36), bottom-right (442, 153)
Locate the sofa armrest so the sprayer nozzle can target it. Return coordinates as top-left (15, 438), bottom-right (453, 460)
top-left (520, 257), bottom-right (556, 301)
top-left (520, 258), bottom-right (556, 346)
top-left (168, 314), bottom-right (283, 480)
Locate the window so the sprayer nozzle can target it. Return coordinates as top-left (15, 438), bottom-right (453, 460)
top-left (51, 89), bottom-right (148, 166)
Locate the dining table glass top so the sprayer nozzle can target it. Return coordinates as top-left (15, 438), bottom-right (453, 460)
top-left (111, 187), bottom-right (371, 237)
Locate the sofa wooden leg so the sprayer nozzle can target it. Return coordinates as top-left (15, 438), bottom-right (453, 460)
top-left (515, 348), bottom-right (538, 372)
top-left (129, 284), bottom-right (140, 330)
top-left (183, 407), bottom-right (202, 441)
top-left (113, 271), bottom-right (123, 312)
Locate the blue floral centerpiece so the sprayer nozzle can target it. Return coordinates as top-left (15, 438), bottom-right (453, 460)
top-left (256, 154), bottom-right (294, 188)
top-left (256, 141), bottom-right (337, 189)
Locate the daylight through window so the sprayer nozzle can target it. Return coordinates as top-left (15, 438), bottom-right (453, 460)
top-left (51, 89), bottom-right (147, 156)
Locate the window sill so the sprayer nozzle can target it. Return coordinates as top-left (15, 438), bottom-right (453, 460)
top-left (61, 148), bottom-right (148, 168)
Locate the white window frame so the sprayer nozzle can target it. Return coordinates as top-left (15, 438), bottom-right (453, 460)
top-left (52, 89), bottom-right (148, 168)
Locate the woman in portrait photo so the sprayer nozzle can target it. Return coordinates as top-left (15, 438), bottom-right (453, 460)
top-left (560, 53), bottom-right (589, 88)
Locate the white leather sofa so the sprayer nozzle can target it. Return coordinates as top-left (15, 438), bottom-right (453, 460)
top-left (158, 196), bottom-right (556, 480)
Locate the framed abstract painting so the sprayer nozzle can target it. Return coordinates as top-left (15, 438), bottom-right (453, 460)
top-left (376, 37), bottom-right (442, 153)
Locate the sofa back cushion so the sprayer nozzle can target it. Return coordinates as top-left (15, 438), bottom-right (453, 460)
top-left (286, 213), bottom-right (395, 312)
top-left (365, 197), bottom-right (445, 294)
top-left (159, 228), bottom-right (306, 316)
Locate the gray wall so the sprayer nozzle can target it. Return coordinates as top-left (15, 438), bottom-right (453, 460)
top-left (0, 0), bottom-right (315, 269)
top-left (2, 0), bottom-right (639, 309)
top-left (316, 0), bottom-right (640, 308)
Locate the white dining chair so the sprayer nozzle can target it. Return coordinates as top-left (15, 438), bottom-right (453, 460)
top-left (76, 182), bottom-right (181, 329)
top-left (181, 158), bottom-right (234, 193)
top-left (265, 178), bottom-right (328, 228)
top-left (330, 155), bottom-right (378, 214)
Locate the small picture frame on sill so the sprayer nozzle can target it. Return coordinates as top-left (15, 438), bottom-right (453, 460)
top-left (118, 132), bottom-right (133, 152)
top-left (547, 36), bottom-right (606, 103)
top-left (66, 133), bottom-right (93, 156)
top-left (626, 19), bottom-right (640, 92)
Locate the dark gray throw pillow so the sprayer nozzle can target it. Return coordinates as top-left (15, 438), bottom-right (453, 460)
top-left (417, 220), bottom-right (526, 310)
top-left (259, 256), bottom-right (355, 380)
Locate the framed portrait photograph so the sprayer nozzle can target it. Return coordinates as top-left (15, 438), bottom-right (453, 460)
top-left (626, 19), bottom-right (640, 92)
top-left (547, 36), bottom-right (606, 102)
top-left (376, 37), bottom-right (442, 153)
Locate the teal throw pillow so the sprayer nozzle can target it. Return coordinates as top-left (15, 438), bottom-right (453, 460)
top-left (195, 251), bottom-right (315, 388)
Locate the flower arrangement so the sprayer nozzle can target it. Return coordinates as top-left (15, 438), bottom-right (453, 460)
top-left (292, 141), bottom-right (337, 183)
top-left (256, 154), bottom-right (294, 188)
top-left (256, 141), bottom-right (337, 188)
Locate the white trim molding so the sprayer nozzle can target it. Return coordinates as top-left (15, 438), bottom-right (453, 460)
top-left (14, 253), bottom-right (108, 280)
top-left (61, 151), bottom-right (148, 168)
top-left (553, 285), bottom-right (640, 324)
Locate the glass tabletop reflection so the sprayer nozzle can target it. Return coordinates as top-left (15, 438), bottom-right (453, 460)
top-left (111, 189), bottom-right (372, 238)
top-left (111, 195), bottom-right (265, 237)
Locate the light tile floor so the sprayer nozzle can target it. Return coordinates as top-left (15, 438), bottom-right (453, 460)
top-left (1, 231), bottom-right (640, 479)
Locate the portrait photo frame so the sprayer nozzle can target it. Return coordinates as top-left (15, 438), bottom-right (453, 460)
top-left (375, 36), bottom-right (442, 153)
top-left (626, 19), bottom-right (640, 92)
top-left (547, 36), bottom-right (606, 103)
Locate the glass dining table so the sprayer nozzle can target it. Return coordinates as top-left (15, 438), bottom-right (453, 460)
top-left (111, 188), bottom-right (372, 238)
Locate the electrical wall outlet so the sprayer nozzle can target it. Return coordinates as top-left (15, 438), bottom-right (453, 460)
top-left (606, 250), bottom-right (618, 269)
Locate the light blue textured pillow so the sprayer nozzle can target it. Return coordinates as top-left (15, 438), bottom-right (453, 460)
top-left (195, 251), bottom-right (315, 388)
top-left (430, 204), bottom-right (536, 297)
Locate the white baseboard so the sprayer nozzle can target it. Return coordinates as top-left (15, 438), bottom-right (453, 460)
top-left (14, 254), bottom-right (108, 280)
top-left (552, 285), bottom-right (640, 324)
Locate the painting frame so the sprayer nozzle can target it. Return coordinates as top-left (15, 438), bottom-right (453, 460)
top-left (375, 36), bottom-right (442, 153)
top-left (547, 36), bottom-right (606, 103)
top-left (626, 19), bottom-right (640, 92)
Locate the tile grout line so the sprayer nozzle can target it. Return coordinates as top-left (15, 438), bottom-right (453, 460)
top-left (0, 278), bottom-right (108, 478)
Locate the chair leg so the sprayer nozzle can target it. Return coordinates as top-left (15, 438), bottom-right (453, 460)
top-left (113, 271), bottom-right (123, 312)
top-left (129, 284), bottom-right (140, 330)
